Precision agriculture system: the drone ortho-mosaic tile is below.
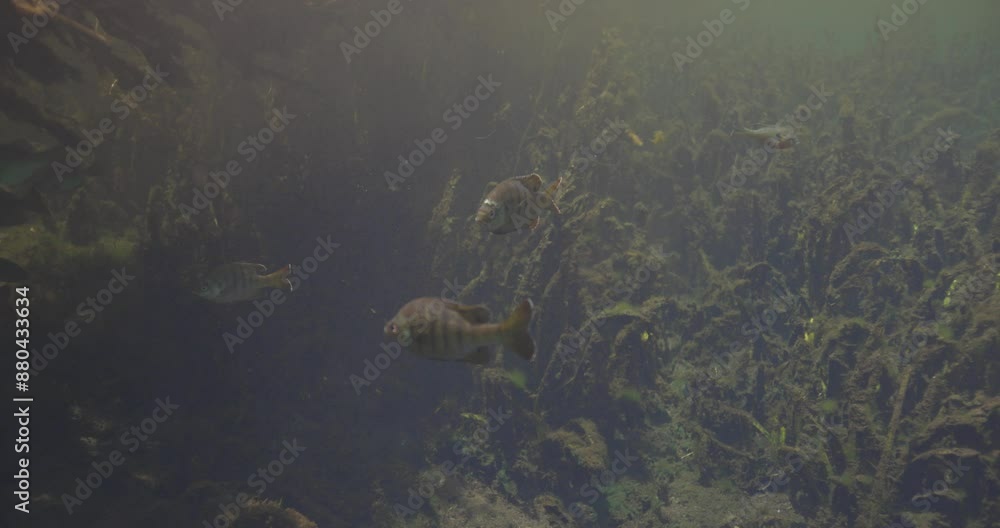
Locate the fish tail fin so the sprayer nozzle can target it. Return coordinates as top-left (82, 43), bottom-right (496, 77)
top-left (265, 264), bottom-right (294, 291)
top-left (501, 299), bottom-right (535, 361)
top-left (543, 177), bottom-right (562, 214)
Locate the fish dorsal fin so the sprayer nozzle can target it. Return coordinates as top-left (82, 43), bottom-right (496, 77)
top-left (514, 173), bottom-right (543, 192)
top-left (443, 301), bottom-right (492, 324)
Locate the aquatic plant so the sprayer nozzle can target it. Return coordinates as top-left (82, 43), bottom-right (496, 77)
top-left (3, 1), bottom-right (997, 527)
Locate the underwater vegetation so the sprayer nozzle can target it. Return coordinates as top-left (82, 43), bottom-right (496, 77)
top-left (0, 1), bottom-right (997, 528)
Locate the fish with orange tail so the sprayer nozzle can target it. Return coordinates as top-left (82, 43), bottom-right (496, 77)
top-left (194, 262), bottom-right (293, 303)
top-left (384, 298), bottom-right (535, 364)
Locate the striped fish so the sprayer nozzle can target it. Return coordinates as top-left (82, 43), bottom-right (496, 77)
top-left (476, 173), bottom-right (561, 235)
top-left (384, 298), bottom-right (535, 364)
top-left (194, 262), bottom-right (293, 303)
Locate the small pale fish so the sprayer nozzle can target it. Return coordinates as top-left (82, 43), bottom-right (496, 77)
top-left (384, 298), bottom-right (536, 364)
top-left (0, 257), bottom-right (28, 285)
top-left (732, 124), bottom-right (798, 150)
top-left (476, 173), bottom-right (561, 235)
top-left (194, 262), bottom-right (293, 303)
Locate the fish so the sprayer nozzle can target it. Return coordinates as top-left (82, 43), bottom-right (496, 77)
top-left (194, 262), bottom-right (294, 303)
top-left (0, 258), bottom-right (29, 285)
top-left (732, 124), bottom-right (798, 150)
top-left (475, 173), bottom-right (561, 235)
top-left (384, 297), bottom-right (536, 364)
